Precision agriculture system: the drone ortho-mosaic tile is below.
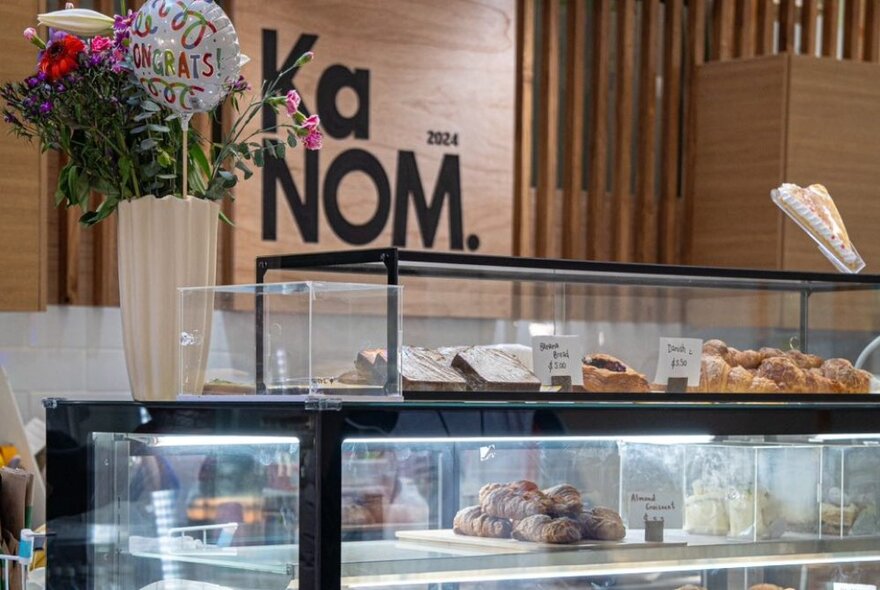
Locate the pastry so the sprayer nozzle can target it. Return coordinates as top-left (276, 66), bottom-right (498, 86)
top-left (452, 347), bottom-right (541, 391)
top-left (577, 506), bottom-right (626, 540)
top-left (478, 480), bottom-right (538, 503)
top-left (542, 484), bottom-right (582, 516)
top-left (342, 503), bottom-right (375, 526)
top-left (821, 502), bottom-right (860, 534)
top-left (757, 357), bottom-right (808, 393)
top-left (580, 354), bottom-right (650, 393)
top-left (684, 481), bottom-right (728, 535)
top-left (481, 484), bottom-right (553, 520)
top-left (452, 505), bottom-right (512, 538)
top-left (785, 349), bottom-right (823, 369)
top-left (512, 514), bottom-right (582, 544)
top-left (820, 358), bottom-right (871, 393)
top-left (727, 488), bottom-right (784, 539)
top-left (771, 183), bottom-right (864, 273)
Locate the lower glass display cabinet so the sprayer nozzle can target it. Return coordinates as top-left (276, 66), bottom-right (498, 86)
top-left (46, 399), bottom-right (880, 590)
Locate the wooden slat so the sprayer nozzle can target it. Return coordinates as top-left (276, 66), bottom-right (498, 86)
top-left (659, 0), bottom-right (683, 264)
top-left (562, 0), bottom-right (587, 260)
top-left (802, 0), bottom-right (820, 56)
top-left (824, 0), bottom-right (841, 57)
top-left (612, 0), bottom-right (636, 262)
top-left (712, 0), bottom-right (736, 60)
top-left (756, 0), bottom-right (775, 55)
top-left (844, 0), bottom-right (865, 60)
top-left (514, 0), bottom-right (535, 257)
top-left (586, 0), bottom-right (610, 261)
top-left (779, 0), bottom-right (797, 53)
top-left (735, 0), bottom-right (756, 58)
top-left (636, 0), bottom-right (659, 262)
top-left (682, 0), bottom-right (706, 263)
top-left (535, 0), bottom-right (560, 258)
top-left (865, 0), bottom-right (880, 61)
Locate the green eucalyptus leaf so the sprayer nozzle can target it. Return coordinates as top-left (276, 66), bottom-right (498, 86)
top-left (141, 100), bottom-right (161, 112)
top-left (234, 160), bottom-right (253, 180)
top-left (140, 138), bottom-right (158, 150)
top-left (148, 124), bottom-right (170, 133)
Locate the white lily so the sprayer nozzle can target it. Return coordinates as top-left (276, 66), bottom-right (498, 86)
top-left (37, 9), bottom-right (114, 36)
top-left (240, 54), bottom-right (251, 68)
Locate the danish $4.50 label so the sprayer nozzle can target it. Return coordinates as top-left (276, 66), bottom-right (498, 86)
top-left (531, 335), bottom-right (584, 386)
top-left (654, 337), bottom-right (703, 387)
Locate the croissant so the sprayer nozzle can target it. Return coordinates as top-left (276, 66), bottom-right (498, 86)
top-left (481, 486), bottom-right (553, 520)
top-left (453, 505), bottom-right (512, 538)
top-left (820, 358), bottom-right (871, 393)
top-left (578, 506), bottom-right (626, 540)
top-left (757, 357), bottom-right (808, 392)
top-left (728, 348), bottom-right (764, 370)
top-left (785, 349), bottom-right (823, 369)
top-left (478, 480), bottom-right (538, 504)
top-left (542, 484), bottom-right (582, 516)
top-left (512, 514), bottom-right (581, 544)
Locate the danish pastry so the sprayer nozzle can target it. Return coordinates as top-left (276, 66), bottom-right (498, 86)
top-left (581, 354), bottom-right (650, 393)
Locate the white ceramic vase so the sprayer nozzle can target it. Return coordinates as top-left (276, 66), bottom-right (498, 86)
top-left (117, 196), bottom-right (219, 401)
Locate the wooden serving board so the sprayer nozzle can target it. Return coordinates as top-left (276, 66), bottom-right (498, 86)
top-left (395, 529), bottom-right (685, 553)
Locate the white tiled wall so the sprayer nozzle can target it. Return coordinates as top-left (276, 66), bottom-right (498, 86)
top-left (0, 306), bottom-right (132, 424)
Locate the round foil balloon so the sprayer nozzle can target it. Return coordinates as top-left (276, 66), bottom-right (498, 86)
top-left (130, 0), bottom-right (241, 113)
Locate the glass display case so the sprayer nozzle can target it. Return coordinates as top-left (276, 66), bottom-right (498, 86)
top-left (177, 281), bottom-right (402, 399)
top-left (257, 249), bottom-right (880, 397)
top-left (46, 398), bottom-right (880, 590)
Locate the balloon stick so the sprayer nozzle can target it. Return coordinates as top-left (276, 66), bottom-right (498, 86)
top-left (181, 114), bottom-right (192, 198)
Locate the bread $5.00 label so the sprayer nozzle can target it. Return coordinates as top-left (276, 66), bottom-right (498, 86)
top-left (531, 335), bottom-right (584, 386)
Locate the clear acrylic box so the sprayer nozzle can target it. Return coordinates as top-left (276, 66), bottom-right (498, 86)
top-left (682, 443), bottom-right (821, 541)
top-left (821, 443), bottom-right (880, 537)
top-left (178, 281), bottom-right (402, 399)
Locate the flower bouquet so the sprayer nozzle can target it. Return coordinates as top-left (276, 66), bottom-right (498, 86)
top-left (1, 1), bottom-right (323, 401)
top-left (1, 2), bottom-right (321, 225)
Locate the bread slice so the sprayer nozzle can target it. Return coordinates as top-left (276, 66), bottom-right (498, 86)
top-left (771, 183), bottom-right (864, 273)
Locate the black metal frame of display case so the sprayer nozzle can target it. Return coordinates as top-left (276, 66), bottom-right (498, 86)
top-left (45, 398), bottom-right (880, 590)
top-left (253, 248), bottom-right (880, 403)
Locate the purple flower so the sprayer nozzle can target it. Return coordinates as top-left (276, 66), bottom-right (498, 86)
top-left (4, 112), bottom-right (19, 125)
top-left (55, 82), bottom-right (66, 93)
top-left (113, 11), bottom-right (133, 33)
top-left (39, 101), bottom-right (52, 115)
top-left (25, 77), bottom-right (39, 89)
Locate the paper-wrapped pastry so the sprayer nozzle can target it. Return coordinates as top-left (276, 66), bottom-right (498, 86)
top-left (771, 183), bottom-right (864, 273)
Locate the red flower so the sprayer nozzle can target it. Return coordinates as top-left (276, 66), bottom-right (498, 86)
top-left (40, 35), bottom-right (85, 82)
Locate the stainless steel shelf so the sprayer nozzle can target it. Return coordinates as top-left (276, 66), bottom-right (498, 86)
top-left (128, 530), bottom-right (880, 587)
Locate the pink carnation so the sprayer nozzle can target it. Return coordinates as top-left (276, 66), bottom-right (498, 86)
top-left (23, 28), bottom-right (36, 41)
top-left (303, 129), bottom-right (323, 150)
top-left (90, 36), bottom-right (112, 53)
top-left (302, 114), bottom-right (320, 130)
top-left (285, 90), bottom-right (300, 115)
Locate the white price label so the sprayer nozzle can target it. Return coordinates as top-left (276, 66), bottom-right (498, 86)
top-left (833, 585), bottom-right (876, 590)
top-left (627, 491), bottom-right (681, 528)
top-left (531, 336), bottom-right (583, 386)
top-left (654, 338), bottom-right (702, 387)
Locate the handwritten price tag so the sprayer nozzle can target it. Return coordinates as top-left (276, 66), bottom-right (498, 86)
top-left (654, 338), bottom-right (702, 387)
top-left (627, 490), bottom-right (682, 528)
top-left (833, 585), bottom-right (876, 590)
top-left (531, 336), bottom-right (583, 387)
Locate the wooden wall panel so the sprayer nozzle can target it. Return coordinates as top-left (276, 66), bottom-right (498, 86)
top-left (562, 0), bottom-right (587, 260)
top-left (514, 0), bottom-right (535, 257)
top-left (612, 0), bottom-right (637, 262)
top-left (636, 0), bottom-right (660, 262)
top-left (0, 0), bottom-right (47, 311)
top-left (659, 0), bottom-right (683, 264)
top-left (824, 0), bottom-right (842, 57)
top-left (689, 57), bottom-right (788, 269)
top-left (536, 0), bottom-right (561, 258)
top-left (586, 0), bottom-right (610, 260)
